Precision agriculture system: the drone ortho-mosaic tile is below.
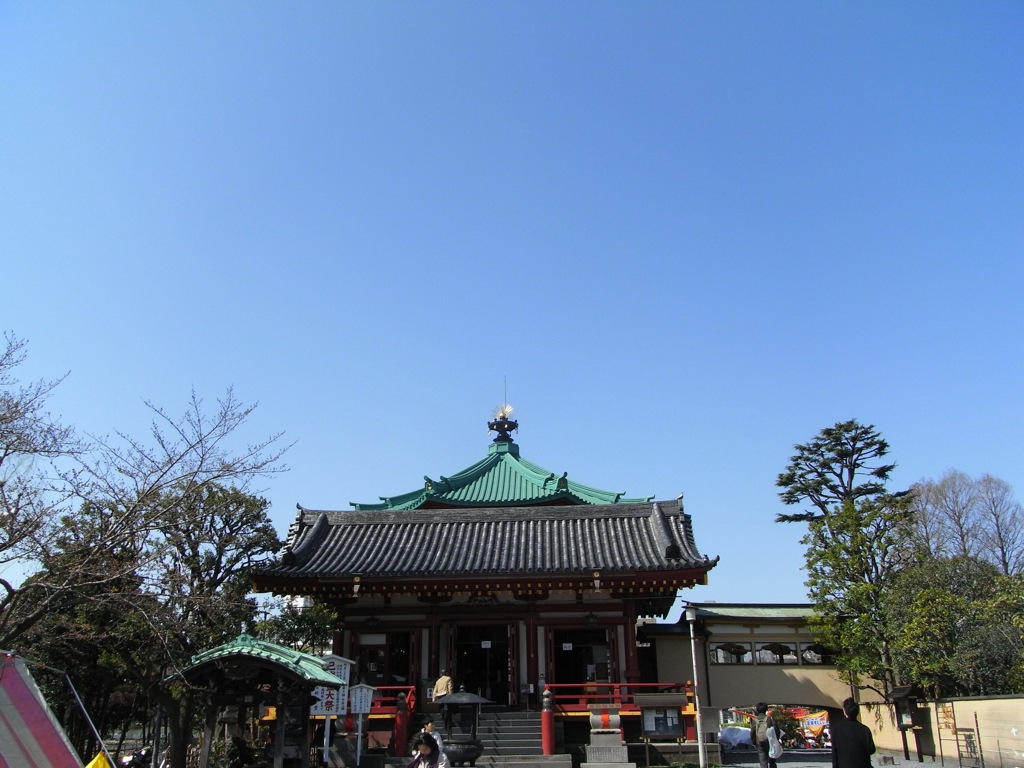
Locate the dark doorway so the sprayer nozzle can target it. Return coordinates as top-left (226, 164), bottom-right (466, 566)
top-left (553, 629), bottom-right (609, 685)
top-left (454, 625), bottom-right (510, 703)
top-left (356, 631), bottom-right (411, 687)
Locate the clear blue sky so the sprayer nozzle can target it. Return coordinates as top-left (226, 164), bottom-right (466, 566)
top-left (2, 3), bottom-right (1021, 606)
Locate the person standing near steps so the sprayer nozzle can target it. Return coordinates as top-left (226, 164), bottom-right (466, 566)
top-left (433, 669), bottom-right (455, 734)
top-left (433, 670), bottom-right (454, 700)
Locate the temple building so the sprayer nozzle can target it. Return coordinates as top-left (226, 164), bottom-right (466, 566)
top-left (252, 407), bottom-right (718, 712)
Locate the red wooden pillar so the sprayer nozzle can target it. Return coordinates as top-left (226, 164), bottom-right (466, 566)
top-left (541, 688), bottom-right (556, 755)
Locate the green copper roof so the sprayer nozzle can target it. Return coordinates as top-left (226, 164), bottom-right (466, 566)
top-left (352, 432), bottom-right (653, 511)
top-left (181, 634), bottom-right (344, 688)
top-left (692, 603), bottom-right (816, 621)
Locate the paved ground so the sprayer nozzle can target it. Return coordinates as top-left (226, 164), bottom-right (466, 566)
top-left (720, 747), bottom-right (909, 768)
top-left (719, 747), bottom-right (830, 768)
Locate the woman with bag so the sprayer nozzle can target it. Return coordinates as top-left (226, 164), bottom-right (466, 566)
top-left (749, 702), bottom-right (783, 768)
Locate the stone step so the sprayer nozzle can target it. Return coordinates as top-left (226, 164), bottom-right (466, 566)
top-left (386, 755), bottom-right (570, 768)
top-left (479, 736), bottom-right (541, 741)
top-left (412, 708), bottom-right (547, 764)
top-left (479, 712), bottom-right (542, 721)
top-left (470, 757), bottom-right (572, 768)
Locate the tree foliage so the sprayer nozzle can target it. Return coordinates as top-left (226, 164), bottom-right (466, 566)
top-left (3, 334), bottom-right (289, 766)
top-left (776, 419), bottom-right (896, 523)
top-left (0, 332), bottom-right (288, 649)
top-left (25, 484), bottom-right (283, 767)
top-left (17, 565), bottom-right (147, 760)
top-left (778, 419), bottom-right (1024, 699)
top-left (114, 484), bottom-right (282, 768)
top-left (886, 556), bottom-right (1024, 696)
top-left (777, 419), bottom-right (916, 699)
top-left (255, 599), bottom-right (339, 655)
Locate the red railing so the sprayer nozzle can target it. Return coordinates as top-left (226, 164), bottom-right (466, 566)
top-left (364, 681), bottom-right (696, 757)
top-left (542, 681), bottom-right (694, 714)
top-left (368, 684), bottom-right (418, 716)
top-left (540, 681), bottom-right (697, 755)
top-left (366, 685), bottom-right (417, 756)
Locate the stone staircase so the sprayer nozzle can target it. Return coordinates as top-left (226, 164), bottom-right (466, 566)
top-left (386, 757), bottom-right (571, 768)
top-left (477, 708), bottom-right (543, 757)
top-left (387, 708), bottom-right (572, 768)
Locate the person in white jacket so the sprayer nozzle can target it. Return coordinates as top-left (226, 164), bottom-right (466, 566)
top-left (407, 733), bottom-right (450, 768)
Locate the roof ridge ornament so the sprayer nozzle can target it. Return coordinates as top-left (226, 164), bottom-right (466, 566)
top-left (487, 403), bottom-right (518, 443)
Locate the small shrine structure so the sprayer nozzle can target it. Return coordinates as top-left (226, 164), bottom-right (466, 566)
top-left (176, 634), bottom-right (347, 768)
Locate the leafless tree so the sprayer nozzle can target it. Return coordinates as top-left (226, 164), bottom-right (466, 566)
top-left (911, 470), bottom-right (980, 559)
top-left (911, 469), bottom-right (1023, 575)
top-left (976, 474), bottom-right (1024, 575)
top-left (0, 333), bottom-right (289, 649)
top-left (909, 481), bottom-right (952, 558)
top-left (0, 333), bottom-right (81, 646)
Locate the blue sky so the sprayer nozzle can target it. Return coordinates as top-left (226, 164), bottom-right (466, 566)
top-left (2, 3), bottom-right (1021, 607)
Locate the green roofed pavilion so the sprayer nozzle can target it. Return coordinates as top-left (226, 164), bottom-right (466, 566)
top-left (181, 633), bottom-right (344, 689)
top-left (175, 635), bottom-right (347, 768)
top-left (351, 408), bottom-right (652, 510)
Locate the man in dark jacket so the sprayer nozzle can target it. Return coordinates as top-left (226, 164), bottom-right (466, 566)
top-left (831, 698), bottom-right (876, 768)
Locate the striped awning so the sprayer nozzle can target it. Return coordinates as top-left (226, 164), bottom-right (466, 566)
top-left (0, 654), bottom-right (82, 768)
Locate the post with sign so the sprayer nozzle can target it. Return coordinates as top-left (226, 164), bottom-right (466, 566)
top-left (349, 683), bottom-right (376, 767)
top-left (311, 655), bottom-right (354, 767)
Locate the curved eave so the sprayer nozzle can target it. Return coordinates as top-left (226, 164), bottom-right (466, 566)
top-left (257, 502), bottom-right (719, 594)
top-left (350, 453), bottom-right (499, 510)
top-left (254, 564), bottom-right (716, 594)
top-left (181, 639), bottom-right (344, 688)
top-left (180, 655), bottom-right (339, 689)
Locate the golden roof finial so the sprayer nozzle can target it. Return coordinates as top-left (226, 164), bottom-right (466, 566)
top-left (488, 404), bottom-right (518, 443)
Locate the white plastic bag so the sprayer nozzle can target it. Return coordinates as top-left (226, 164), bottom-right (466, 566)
top-left (767, 725), bottom-right (783, 759)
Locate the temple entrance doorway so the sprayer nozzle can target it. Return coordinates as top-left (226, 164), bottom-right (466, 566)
top-left (553, 628), bottom-right (610, 686)
top-left (356, 631), bottom-right (412, 688)
top-left (454, 624), bottom-right (512, 704)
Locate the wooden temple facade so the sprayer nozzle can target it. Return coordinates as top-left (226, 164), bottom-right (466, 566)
top-left (252, 410), bottom-right (718, 718)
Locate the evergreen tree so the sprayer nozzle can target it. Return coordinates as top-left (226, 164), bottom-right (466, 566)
top-left (777, 419), bottom-right (916, 700)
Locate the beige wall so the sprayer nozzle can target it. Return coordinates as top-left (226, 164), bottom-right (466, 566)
top-left (868, 696), bottom-right (1024, 765)
top-left (651, 609), bottom-right (1024, 767)
top-left (703, 665), bottom-right (854, 710)
top-left (654, 610), bottom-right (1024, 766)
top-left (655, 632), bottom-right (853, 712)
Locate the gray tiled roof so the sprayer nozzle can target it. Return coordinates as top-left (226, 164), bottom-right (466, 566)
top-left (259, 500), bottom-right (717, 580)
